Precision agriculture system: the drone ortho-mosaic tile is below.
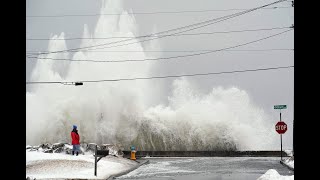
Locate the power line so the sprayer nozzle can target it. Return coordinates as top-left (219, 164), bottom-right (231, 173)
top-left (27, 29), bottom-right (293, 63)
top-left (26, 27), bottom-right (291, 41)
top-left (82, 2), bottom-right (291, 52)
top-left (27, 0), bottom-right (288, 57)
top-left (27, 10), bottom-right (247, 55)
top-left (25, 65), bottom-right (294, 84)
top-left (26, 48), bottom-right (294, 53)
top-left (27, 30), bottom-right (292, 62)
top-left (26, 6), bottom-right (292, 18)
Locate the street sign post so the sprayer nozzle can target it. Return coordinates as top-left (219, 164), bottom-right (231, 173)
top-left (274, 104), bottom-right (287, 160)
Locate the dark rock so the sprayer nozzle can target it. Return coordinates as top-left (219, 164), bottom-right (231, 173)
top-left (52, 143), bottom-right (64, 150)
top-left (31, 145), bottom-right (39, 151)
top-left (39, 143), bottom-right (51, 149)
top-left (63, 144), bottom-right (73, 154)
top-left (44, 149), bottom-right (53, 153)
top-left (53, 147), bottom-right (63, 153)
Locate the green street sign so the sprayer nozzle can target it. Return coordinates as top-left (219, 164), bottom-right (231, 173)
top-left (274, 105), bottom-right (287, 109)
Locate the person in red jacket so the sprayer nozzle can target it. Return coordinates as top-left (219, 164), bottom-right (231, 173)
top-left (71, 125), bottom-right (80, 156)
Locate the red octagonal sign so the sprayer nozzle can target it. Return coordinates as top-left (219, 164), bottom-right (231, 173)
top-left (275, 121), bottom-right (287, 134)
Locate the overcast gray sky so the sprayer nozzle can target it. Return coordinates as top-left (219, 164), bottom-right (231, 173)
top-left (26, 0), bottom-right (294, 149)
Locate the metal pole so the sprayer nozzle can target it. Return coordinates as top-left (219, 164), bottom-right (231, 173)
top-left (293, 119), bottom-right (294, 155)
top-left (280, 134), bottom-right (283, 160)
top-left (94, 145), bottom-right (97, 176)
top-left (280, 111), bottom-right (282, 161)
top-left (293, 93), bottom-right (294, 156)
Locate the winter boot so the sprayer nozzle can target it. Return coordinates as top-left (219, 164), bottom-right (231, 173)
top-left (76, 152), bottom-right (79, 156)
top-left (72, 151), bottom-right (74, 155)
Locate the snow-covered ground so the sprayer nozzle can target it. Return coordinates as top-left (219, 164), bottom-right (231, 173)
top-left (257, 169), bottom-right (294, 180)
top-left (282, 150), bottom-right (294, 170)
top-left (282, 156), bottom-right (294, 170)
top-left (26, 151), bottom-right (138, 179)
top-left (258, 150), bottom-right (294, 180)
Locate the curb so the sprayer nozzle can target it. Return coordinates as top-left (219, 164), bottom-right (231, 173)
top-left (280, 160), bottom-right (294, 171)
top-left (106, 159), bottom-right (150, 179)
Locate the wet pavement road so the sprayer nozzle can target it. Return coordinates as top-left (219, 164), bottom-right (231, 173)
top-left (117, 157), bottom-right (293, 180)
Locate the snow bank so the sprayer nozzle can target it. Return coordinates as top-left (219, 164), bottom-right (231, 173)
top-left (283, 156), bottom-right (294, 169)
top-left (26, 151), bottom-right (138, 179)
top-left (257, 169), bottom-right (294, 180)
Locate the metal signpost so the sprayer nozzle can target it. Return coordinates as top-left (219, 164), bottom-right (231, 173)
top-left (274, 105), bottom-right (287, 160)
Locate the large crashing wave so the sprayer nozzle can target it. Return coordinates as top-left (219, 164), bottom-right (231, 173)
top-left (26, 0), bottom-right (277, 150)
top-left (122, 79), bottom-right (277, 151)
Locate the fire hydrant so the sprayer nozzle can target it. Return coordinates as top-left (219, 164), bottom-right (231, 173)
top-left (130, 145), bottom-right (136, 160)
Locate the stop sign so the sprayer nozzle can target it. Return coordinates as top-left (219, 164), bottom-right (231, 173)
top-left (275, 121), bottom-right (287, 134)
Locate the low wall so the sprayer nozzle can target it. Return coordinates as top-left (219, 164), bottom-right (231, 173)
top-left (123, 151), bottom-right (289, 158)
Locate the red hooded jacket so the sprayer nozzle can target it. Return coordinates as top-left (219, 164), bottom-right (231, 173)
top-left (71, 131), bottom-right (80, 145)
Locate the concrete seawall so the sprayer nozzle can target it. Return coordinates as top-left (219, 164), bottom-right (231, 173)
top-left (123, 151), bottom-right (289, 158)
